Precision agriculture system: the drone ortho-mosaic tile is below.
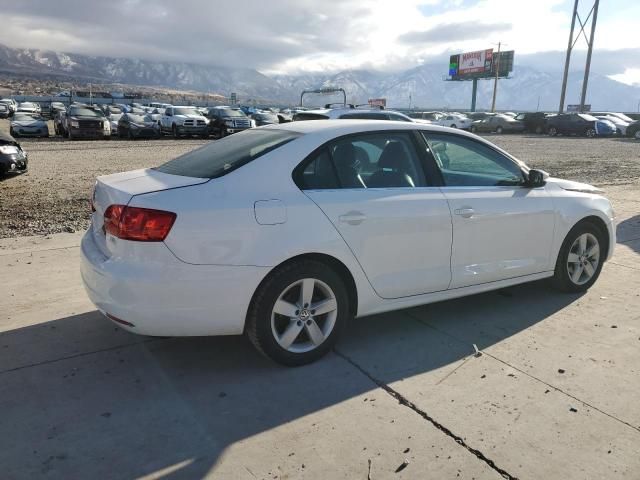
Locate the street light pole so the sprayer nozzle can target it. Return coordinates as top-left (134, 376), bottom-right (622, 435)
top-left (491, 42), bottom-right (502, 113)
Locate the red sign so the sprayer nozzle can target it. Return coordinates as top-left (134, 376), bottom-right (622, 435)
top-left (458, 49), bottom-right (493, 75)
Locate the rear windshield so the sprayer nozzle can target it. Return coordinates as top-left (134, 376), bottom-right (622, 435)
top-left (154, 129), bottom-right (300, 178)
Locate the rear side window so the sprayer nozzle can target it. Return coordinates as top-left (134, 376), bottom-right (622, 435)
top-left (297, 149), bottom-right (339, 189)
top-left (155, 129), bottom-right (300, 178)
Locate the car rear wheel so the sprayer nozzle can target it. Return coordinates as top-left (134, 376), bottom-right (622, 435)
top-left (172, 124), bottom-right (179, 139)
top-left (450, 124), bottom-right (457, 129)
top-left (634, 131), bottom-right (640, 140)
top-left (535, 125), bottom-right (543, 134)
top-left (586, 128), bottom-right (596, 138)
top-left (548, 127), bottom-right (558, 136)
top-left (246, 260), bottom-right (350, 366)
top-left (551, 222), bottom-right (605, 293)
top-left (496, 126), bottom-right (503, 134)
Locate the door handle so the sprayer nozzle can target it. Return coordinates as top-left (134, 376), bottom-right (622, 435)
top-left (339, 211), bottom-right (367, 225)
top-left (454, 207), bottom-right (475, 218)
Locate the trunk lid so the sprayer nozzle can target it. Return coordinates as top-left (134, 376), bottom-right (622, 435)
top-left (91, 168), bottom-right (208, 256)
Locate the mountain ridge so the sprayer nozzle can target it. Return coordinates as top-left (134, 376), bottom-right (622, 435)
top-left (1, 43), bottom-right (639, 111)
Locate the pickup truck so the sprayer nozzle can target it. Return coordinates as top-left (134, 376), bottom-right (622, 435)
top-left (160, 106), bottom-right (209, 138)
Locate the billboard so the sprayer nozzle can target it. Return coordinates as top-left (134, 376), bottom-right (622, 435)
top-left (459, 49), bottom-right (493, 75)
top-left (448, 49), bottom-right (514, 80)
top-left (368, 98), bottom-right (386, 108)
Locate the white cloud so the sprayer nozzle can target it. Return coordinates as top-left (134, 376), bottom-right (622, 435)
top-left (0, 0), bottom-right (638, 75)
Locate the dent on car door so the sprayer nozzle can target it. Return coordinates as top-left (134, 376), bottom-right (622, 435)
top-left (297, 131), bottom-right (453, 299)
top-left (423, 132), bottom-right (555, 288)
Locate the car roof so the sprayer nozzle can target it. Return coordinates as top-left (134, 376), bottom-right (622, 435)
top-left (262, 118), bottom-right (477, 138)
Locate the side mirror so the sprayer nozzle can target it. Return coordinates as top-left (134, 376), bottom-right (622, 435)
top-left (526, 169), bottom-right (549, 188)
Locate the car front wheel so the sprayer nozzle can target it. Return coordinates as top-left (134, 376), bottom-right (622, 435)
top-left (246, 260), bottom-right (350, 366)
top-left (548, 127), bottom-right (558, 136)
top-left (586, 128), bottom-right (596, 138)
top-left (496, 126), bottom-right (503, 134)
top-left (551, 222), bottom-right (605, 293)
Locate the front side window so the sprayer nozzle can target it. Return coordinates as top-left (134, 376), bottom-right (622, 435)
top-left (422, 133), bottom-right (524, 187)
top-left (295, 132), bottom-right (427, 190)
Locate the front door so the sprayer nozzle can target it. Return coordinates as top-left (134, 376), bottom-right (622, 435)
top-left (297, 130), bottom-right (453, 299)
top-left (422, 132), bottom-right (556, 289)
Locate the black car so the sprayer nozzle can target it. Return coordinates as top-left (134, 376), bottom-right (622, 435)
top-left (0, 130), bottom-right (28, 176)
top-left (546, 113), bottom-right (614, 137)
top-left (206, 107), bottom-right (252, 138)
top-left (626, 120), bottom-right (640, 140)
top-left (251, 111), bottom-right (280, 126)
top-left (117, 113), bottom-right (160, 139)
top-left (514, 112), bottom-right (548, 134)
top-left (62, 106), bottom-right (109, 140)
top-left (0, 103), bottom-right (10, 119)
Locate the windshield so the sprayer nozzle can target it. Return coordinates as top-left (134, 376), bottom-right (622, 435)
top-left (13, 113), bottom-right (40, 121)
top-left (155, 129), bottom-right (300, 179)
top-left (217, 109), bottom-right (246, 118)
top-left (69, 107), bottom-right (102, 117)
top-left (173, 107), bottom-right (198, 115)
top-left (126, 114), bottom-right (147, 123)
top-left (256, 113), bottom-right (279, 122)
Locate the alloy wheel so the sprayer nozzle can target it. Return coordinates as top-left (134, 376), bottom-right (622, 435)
top-left (566, 233), bottom-right (600, 285)
top-left (270, 278), bottom-right (338, 353)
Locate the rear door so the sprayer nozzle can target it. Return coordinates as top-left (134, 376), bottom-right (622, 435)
top-left (298, 130), bottom-right (453, 299)
top-left (423, 132), bottom-right (555, 289)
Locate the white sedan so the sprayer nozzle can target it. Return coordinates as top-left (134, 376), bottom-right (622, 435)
top-left (81, 121), bottom-right (615, 366)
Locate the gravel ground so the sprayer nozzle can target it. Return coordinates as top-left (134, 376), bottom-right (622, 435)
top-left (1, 119), bottom-right (639, 238)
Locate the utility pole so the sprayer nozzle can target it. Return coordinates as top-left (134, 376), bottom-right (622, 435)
top-left (491, 42), bottom-right (502, 112)
top-left (559, 0), bottom-right (579, 113)
top-left (580, 0), bottom-right (599, 112)
top-left (558, 0), bottom-right (599, 113)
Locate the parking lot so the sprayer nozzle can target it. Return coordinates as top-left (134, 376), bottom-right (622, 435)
top-left (1, 125), bottom-right (640, 478)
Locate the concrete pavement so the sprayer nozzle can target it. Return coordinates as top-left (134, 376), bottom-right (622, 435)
top-left (1, 184), bottom-right (639, 479)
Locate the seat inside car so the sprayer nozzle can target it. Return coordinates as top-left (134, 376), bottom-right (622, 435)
top-left (367, 141), bottom-right (415, 188)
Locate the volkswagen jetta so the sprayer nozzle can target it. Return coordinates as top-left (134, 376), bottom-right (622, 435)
top-left (81, 121), bottom-right (615, 366)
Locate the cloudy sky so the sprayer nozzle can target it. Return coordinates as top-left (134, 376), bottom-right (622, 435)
top-left (1, 0), bottom-right (639, 84)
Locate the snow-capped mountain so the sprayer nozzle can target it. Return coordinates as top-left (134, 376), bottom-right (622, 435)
top-left (1, 43), bottom-right (639, 111)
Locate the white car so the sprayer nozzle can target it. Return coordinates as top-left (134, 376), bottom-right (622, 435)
top-left (293, 107), bottom-right (416, 122)
top-left (159, 105), bottom-right (208, 138)
top-left (81, 120), bottom-right (615, 366)
top-left (16, 102), bottom-right (40, 114)
top-left (434, 113), bottom-right (473, 130)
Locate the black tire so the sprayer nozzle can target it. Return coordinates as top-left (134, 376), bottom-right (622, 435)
top-left (246, 259), bottom-right (350, 366)
top-left (550, 221), bottom-right (606, 293)
top-left (535, 125), bottom-right (543, 134)
top-left (635, 131), bottom-right (640, 140)
top-left (548, 127), bottom-right (558, 136)
top-left (450, 124), bottom-right (457, 129)
top-left (470, 126), bottom-right (477, 133)
top-left (172, 124), bottom-right (179, 139)
top-left (128, 129), bottom-right (134, 140)
top-left (9, 128), bottom-right (16, 138)
top-left (586, 128), bottom-right (596, 138)
top-left (496, 126), bottom-right (503, 134)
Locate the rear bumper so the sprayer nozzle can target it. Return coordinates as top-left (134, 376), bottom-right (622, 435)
top-left (80, 229), bottom-right (269, 336)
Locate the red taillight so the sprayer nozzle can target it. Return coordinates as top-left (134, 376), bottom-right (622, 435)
top-left (103, 204), bottom-right (176, 242)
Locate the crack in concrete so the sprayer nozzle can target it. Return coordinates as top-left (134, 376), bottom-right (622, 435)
top-left (333, 348), bottom-right (519, 480)
top-left (405, 312), bottom-right (640, 435)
